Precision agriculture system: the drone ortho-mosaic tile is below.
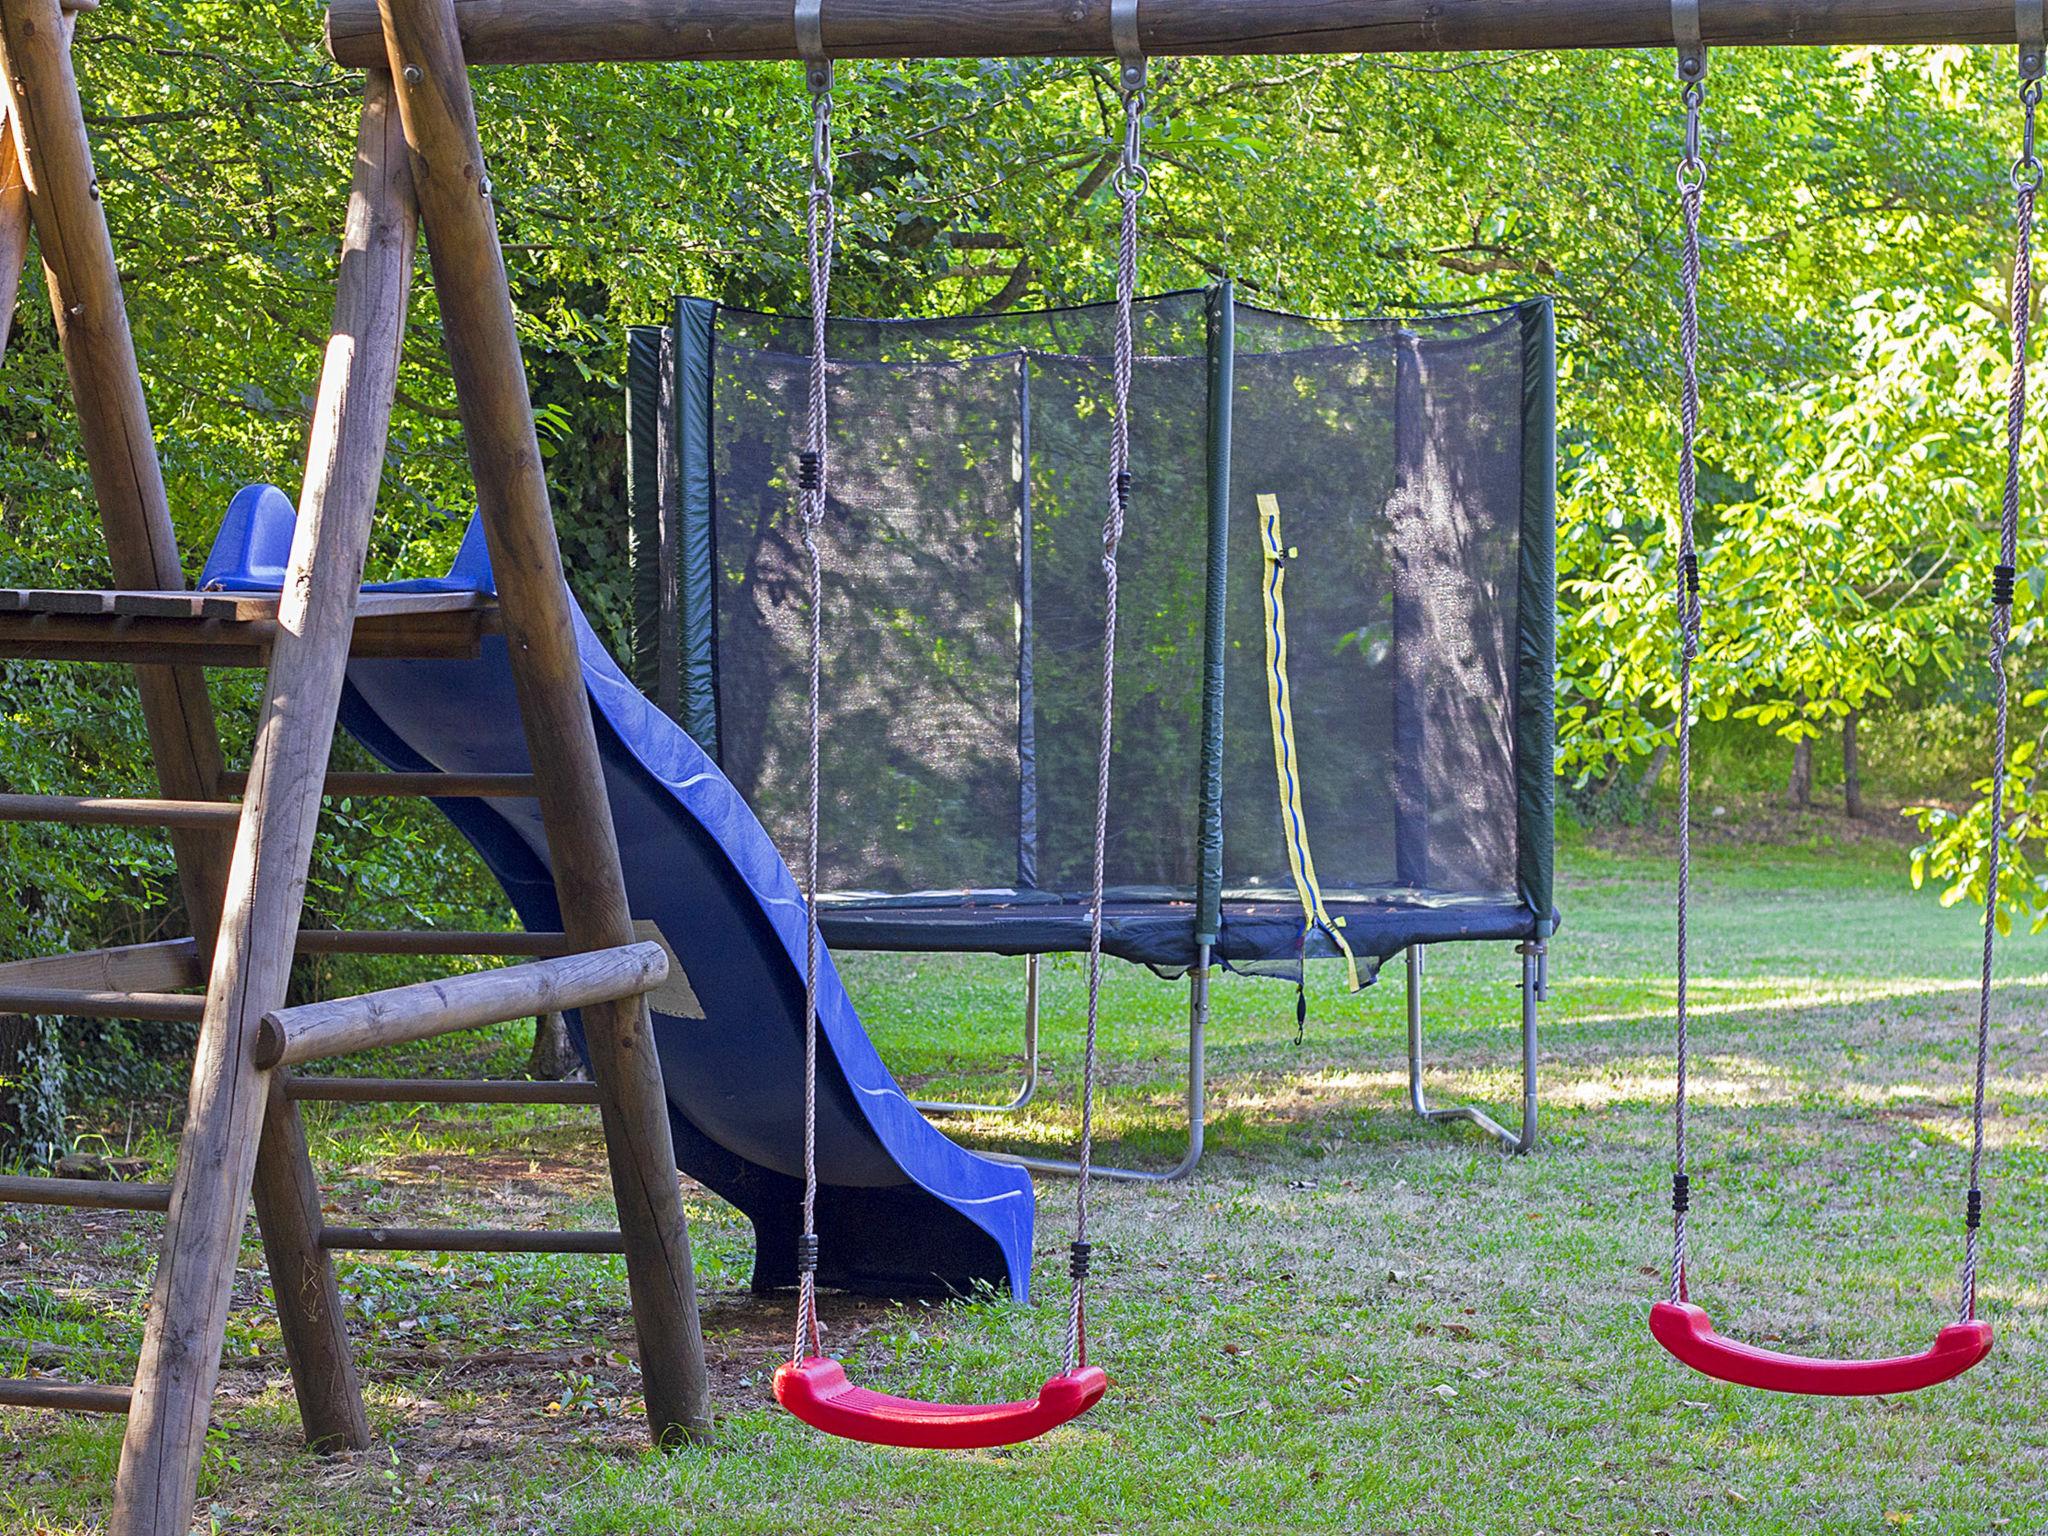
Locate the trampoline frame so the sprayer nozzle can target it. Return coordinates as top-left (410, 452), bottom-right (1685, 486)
top-left (626, 285), bottom-right (1558, 1171)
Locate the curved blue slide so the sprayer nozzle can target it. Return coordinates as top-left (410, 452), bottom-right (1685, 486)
top-left (204, 486), bottom-right (1035, 1301)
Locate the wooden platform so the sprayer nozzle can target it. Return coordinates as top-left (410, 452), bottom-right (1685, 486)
top-left (0, 589), bottom-right (500, 666)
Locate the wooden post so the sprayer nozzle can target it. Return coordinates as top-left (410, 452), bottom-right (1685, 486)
top-left (109, 74), bottom-right (419, 1534)
top-left (378, 0), bottom-right (711, 1445)
top-left (327, 0), bottom-right (2031, 67)
top-left (0, 0), bottom-right (232, 945)
top-left (1, 99), bottom-right (24, 361)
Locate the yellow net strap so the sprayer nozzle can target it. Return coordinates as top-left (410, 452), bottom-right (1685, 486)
top-left (1258, 493), bottom-right (1360, 992)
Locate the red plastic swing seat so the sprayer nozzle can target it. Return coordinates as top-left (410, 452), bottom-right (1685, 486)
top-left (1650, 1301), bottom-right (1992, 1397)
top-left (773, 1357), bottom-right (1108, 1449)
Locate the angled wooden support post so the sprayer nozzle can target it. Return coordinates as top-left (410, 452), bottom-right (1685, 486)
top-left (377, 0), bottom-right (712, 1445)
top-left (108, 72), bottom-right (419, 1536)
top-left (0, 0), bottom-right (229, 942)
top-left (0, 0), bottom-right (79, 361)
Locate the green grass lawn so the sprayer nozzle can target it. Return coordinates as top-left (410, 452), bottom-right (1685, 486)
top-left (3, 831), bottom-right (2045, 1534)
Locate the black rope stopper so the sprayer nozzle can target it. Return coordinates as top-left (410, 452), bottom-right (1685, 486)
top-left (798, 451), bottom-right (822, 492)
top-left (1966, 1188), bottom-right (1983, 1231)
top-left (1683, 553), bottom-right (1700, 598)
top-left (1115, 471), bottom-right (1132, 512)
top-left (1069, 1241), bottom-right (1092, 1281)
top-left (1993, 563), bottom-right (2017, 608)
top-left (796, 1234), bottom-right (819, 1274)
top-left (1672, 1172), bottom-right (1691, 1214)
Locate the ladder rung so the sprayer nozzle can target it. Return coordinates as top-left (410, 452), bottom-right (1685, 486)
top-left (220, 772), bottom-right (539, 799)
top-left (283, 1076), bottom-right (601, 1106)
top-left (294, 929), bottom-right (573, 958)
top-left (0, 1174), bottom-right (171, 1212)
top-left (0, 603), bottom-right (501, 669)
top-left (0, 987), bottom-right (205, 1022)
top-left (0, 938), bottom-right (205, 994)
top-left (0, 1376), bottom-right (133, 1414)
top-left (0, 793), bottom-right (241, 830)
top-left (319, 1226), bottom-right (625, 1254)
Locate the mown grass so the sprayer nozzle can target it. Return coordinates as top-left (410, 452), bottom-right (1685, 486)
top-left (2, 831), bottom-right (2044, 1534)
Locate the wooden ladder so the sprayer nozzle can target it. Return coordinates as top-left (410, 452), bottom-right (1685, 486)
top-left (0, 4), bottom-right (712, 1531)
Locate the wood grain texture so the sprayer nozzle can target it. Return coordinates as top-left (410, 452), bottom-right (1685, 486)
top-left (319, 1226), bottom-right (626, 1253)
top-left (0, 100), bottom-right (25, 362)
top-left (110, 75), bottom-right (422, 1534)
top-left (293, 928), bottom-right (573, 956)
top-left (282, 1075), bottom-right (603, 1105)
top-left (328, 0), bottom-right (2024, 66)
top-left (0, 1174), bottom-right (173, 1212)
top-left (219, 770), bottom-right (538, 798)
top-left (0, 0), bottom-right (233, 947)
top-left (255, 941), bottom-right (669, 1068)
top-left (0, 794), bottom-right (243, 829)
top-left (0, 1377), bottom-right (134, 1414)
top-left (0, 988), bottom-right (205, 1022)
top-left (0, 938), bottom-right (204, 993)
top-left (380, 0), bottom-right (711, 1445)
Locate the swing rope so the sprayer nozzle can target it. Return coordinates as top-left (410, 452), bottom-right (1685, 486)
top-left (772, 0), bottom-right (1125, 1447)
top-left (1965, 45), bottom-right (2040, 1325)
top-left (1653, 0), bottom-right (2026, 1395)
top-left (791, 16), bottom-right (835, 1369)
top-left (1066, 53), bottom-right (1146, 1375)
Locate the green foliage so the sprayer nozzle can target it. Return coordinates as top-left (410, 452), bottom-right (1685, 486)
top-left (5, 15), bottom-right (2048, 1155)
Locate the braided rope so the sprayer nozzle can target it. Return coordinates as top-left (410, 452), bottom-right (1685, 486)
top-left (1669, 78), bottom-right (1706, 1308)
top-left (1962, 79), bottom-right (2039, 1324)
top-left (794, 77), bottom-right (835, 1368)
top-left (1066, 84), bottom-right (1145, 1377)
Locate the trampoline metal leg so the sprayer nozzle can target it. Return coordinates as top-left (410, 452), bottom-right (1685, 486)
top-left (915, 954), bottom-right (1041, 1117)
top-left (985, 945), bottom-right (1209, 1183)
top-left (1406, 940), bottom-right (1540, 1156)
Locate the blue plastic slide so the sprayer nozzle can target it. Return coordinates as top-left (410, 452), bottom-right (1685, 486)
top-left (204, 486), bottom-right (1035, 1301)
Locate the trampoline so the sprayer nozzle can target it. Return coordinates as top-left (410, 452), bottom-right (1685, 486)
top-left (625, 285), bottom-right (1557, 1167)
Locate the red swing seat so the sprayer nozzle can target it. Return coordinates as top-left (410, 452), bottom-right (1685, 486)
top-left (1650, 1301), bottom-right (1993, 1397)
top-left (773, 1357), bottom-right (1108, 1449)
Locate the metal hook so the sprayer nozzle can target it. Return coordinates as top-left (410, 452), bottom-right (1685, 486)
top-left (1112, 0), bottom-right (1146, 94)
top-left (1672, 0), bottom-right (1707, 85)
top-left (795, 0), bottom-right (831, 99)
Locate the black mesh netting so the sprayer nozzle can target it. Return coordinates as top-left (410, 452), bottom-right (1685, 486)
top-left (628, 291), bottom-right (1552, 969)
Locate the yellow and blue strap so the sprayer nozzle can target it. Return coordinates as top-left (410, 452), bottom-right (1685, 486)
top-left (1258, 494), bottom-right (1361, 1005)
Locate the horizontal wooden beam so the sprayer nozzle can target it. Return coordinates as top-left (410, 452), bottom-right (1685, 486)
top-left (0, 939), bottom-right (204, 994)
top-left (254, 941), bottom-right (669, 1070)
top-left (0, 608), bottom-right (500, 668)
top-left (0, 794), bottom-right (241, 830)
top-left (0, 1174), bottom-right (172, 1212)
top-left (282, 1075), bottom-right (601, 1105)
top-left (220, 771), bottom-right (538, 799)
top-left (325, 0), bottom-right (2025, 68)
top-left (0, 1377), bottom-right (133, 1414)
top-left (0, 988), bottom-right (205, 1023)
top-left (294, 929), bottom-right (573, 957)
top-left (318, 1226), bottom-right (626, 1254)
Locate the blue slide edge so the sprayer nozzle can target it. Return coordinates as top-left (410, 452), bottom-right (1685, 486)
top-left (204, 485), bottom-right (1036, 1302)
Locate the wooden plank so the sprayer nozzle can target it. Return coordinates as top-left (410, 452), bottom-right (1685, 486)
top-left (0, 1377), bottom-right (133, 1414)
top-left (326, 0), bottom-right (2027, 67)
top-left (319, 1226), bottom-right (625, 1254)
top-left (0, 938), bottom-right (204, 993)
top-left (111, 72), bottom-right (421, 1535)
top-left (220, 771), bottom-right (538, 799)
top-left (379, 0), bottom-right (710, 1445)
top-left (112, 591), bottom-right (277, 621)
top-left (255, 942), bottom-right (667, 1069)
top-left (0, 793), bottom-right (242, 829)
top-left (0, 608), bottom-right (498, 666)
top-left (294, 929), bottom-right (572, 957)
top-left (0, 1174), bottom-right (171, 1212)
top-left (283, 1075), bottom-right (601, 1105)
top-left (0, 988), bottom-right (204, 1022)
top-left (0, 0), bottom-right (235, 950)
top-left (0, 95), bottom-right (24, 364)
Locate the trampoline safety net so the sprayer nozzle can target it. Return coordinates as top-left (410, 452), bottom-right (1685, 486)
top-left (626, 286), bottom-right (1555, 983)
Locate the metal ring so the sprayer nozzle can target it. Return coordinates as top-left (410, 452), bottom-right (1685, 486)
top-left (1113, 161), bottom-right (1151, 197)
top-left (1676, 159), bottom-right (1707, 195)
top-left (2015, 156), bottom-right (2045, 192)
